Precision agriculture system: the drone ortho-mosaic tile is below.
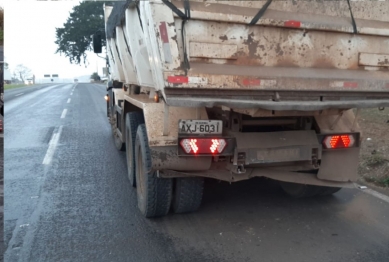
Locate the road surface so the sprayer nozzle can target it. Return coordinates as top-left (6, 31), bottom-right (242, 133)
top-left (4, 83), bottom-right (389, 262)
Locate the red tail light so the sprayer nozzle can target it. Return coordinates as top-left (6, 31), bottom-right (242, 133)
top-left (323, 135), bottom-right (355, 149)
top-left (180, 138), bottom-right (227, 154)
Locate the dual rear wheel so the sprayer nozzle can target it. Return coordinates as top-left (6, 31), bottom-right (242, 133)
top-left (126, 112), bottom-right (204, 218)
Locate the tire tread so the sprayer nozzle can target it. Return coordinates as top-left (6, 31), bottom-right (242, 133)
top-left (125, 112), bottom-right (144, 187)
top-left (173, 178), bottom-right (204, 213)
top-left (136, 124), bottom-right (172, 218)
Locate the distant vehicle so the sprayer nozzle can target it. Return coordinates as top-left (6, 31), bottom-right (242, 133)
top-left (24, 78), bottom-right (33, 85)
top-left (74, 79), bottom-right (78, 83)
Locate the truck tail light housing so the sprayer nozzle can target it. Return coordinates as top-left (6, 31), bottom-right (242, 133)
top-left (323, 134), bottom-right (356, 149)
top-left (180, 138), bottom-right (227, 154)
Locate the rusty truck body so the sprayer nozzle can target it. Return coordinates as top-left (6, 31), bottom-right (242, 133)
top-left (94, 0), bottom-right (389, 217)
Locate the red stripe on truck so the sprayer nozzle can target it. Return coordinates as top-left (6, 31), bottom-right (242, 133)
top-left (242, 79), bottom-right (261, 86)
top-left (343, 82), bottom-right (358, 88)
top-left (284, 20), bottom-right (301, 28)
top-left (167, 76), bottom-right (188, 84)
top-left (386, 83), bottom-right (389, 89)
top-left (159, 22), bottom-right (169, 43)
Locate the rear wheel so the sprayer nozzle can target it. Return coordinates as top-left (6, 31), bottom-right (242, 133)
top-left (280, 182), bottom-right (322, 198)
top-left (125, 112), bottom-right (144, 187)
top-left (135, 124), bottom-right (172, 218)
top-left (106, 99), bottom-right (110, 117)
top-left (112, 113), bottom-right (125, 151)
top-left (172, 177), bottom-right (204, 214)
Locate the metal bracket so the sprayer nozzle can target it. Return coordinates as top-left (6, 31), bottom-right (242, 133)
top-left (351, 108), bottom-right (360, 132)
top-left (163, 102), bottom-right (169, 136)
top-left (237, 164), bottom-right (246, 174)
top-left (233, 148), bottom-right (238, 165)
top-left (230, 112), bottom-right (242, 132)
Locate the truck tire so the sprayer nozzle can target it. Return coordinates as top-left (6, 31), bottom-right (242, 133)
top-left (280, 182), bottom-right (322, 198)
top-left (106, 100), bottom-right (110, 118)
top-left (125, 112), bottom-right (144, 187)
top-left (172, 177), bottom-right (204, 214)
top-left (112, 113), bottom-right (125, 151)
top-left (318, 187), bottom-right (342, 196)
top-left (135, 124), bottom-right (172, 217)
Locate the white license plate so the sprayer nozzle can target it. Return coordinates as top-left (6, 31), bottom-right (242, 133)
top-left (179, 120), bottom-right (222, 134)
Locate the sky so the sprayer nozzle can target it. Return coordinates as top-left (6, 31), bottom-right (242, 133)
top-left (4, 0), bottom-right (106, 81)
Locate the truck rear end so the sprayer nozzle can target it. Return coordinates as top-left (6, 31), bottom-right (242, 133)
top-left (99, 0), bottom-right (389, 217)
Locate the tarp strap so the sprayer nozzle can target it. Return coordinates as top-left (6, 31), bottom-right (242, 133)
top-left (121, 28), bottom-right (132, 57)
top-left (162, 0), bottom-right (188, 19)
top-left (249, 0), bottom-right (273, 25)
top-left (136, 4), bottom-right (143, 32)
top-left (346, 0), bottom-right (358, 34)
top-left (162, 0), bottom-right (191, 75)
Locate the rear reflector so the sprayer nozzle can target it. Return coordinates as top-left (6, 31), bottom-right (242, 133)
top-left (159, 21), bottom-right (169, 43)
top-left (167, 76), bottom-right (188, 84)
top-left (242, 79), bottom-right (261, 86)
top-left (180, 138), bottom-right (227, 154)
top-left (241, 78), bottom-right (277, 87)
top-left (343, 82), bottom-right (358, 88)
top-left (330, 81), bottom-right (358, 88)
top-left (284, 20), bottom-right (301, 28)
top-left (323, 135), bottom-right (355, 149)
top-left (167, 76), bottom-right (208, 84)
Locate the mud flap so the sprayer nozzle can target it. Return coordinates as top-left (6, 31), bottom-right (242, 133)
top-left (317, 147), bottom-right (360, 182)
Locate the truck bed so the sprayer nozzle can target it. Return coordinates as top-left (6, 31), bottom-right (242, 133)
top-left (105, 0), bottom-right (389, 111)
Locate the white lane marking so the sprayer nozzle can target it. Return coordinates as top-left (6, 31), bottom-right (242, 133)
top-left (357, 184), bottom-right (389, 204)
top-left (67, 98), bottom-right (71, 103)
top-left (42, 125), bottom-right (63, 165)
top-left (70, 92), bottom-right (73, 95)
top-left (19, 224), bottom-right (30, 228)
top-left (15, 93), bottom-right (24, 97)
top-left (60, 109), bottom-right (68, 119)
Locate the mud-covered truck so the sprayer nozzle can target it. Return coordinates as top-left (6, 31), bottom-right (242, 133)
top-left (93, 0), bottom-right (389, 218)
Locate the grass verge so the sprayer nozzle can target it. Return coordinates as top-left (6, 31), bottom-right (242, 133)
top-left (358, 108), bottom-right (389, 188)
top-left (4, 84), bottom-right (27, 90)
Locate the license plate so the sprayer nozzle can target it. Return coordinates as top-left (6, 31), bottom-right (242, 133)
top-left (179, 120), bottom-right (222, 134)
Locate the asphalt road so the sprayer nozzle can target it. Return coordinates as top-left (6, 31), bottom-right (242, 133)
top-left (4, 83), bottom-right (389, 262)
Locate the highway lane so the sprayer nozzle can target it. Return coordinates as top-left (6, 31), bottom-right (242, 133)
top-left (4, 83), bottom-right (389, 262)
top-left (4, 84), bottom-right (64, 103)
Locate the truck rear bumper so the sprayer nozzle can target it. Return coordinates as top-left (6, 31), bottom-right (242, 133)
top-left (159, 168), bottom-right (355, 188)
top-left (166, 96), bottom-right (389, 111)
top-left (151, 130), bottom-right (360, 186)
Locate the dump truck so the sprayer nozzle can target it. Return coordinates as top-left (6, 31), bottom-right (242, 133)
top-left (93, 0), bottom-right (389, 218)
